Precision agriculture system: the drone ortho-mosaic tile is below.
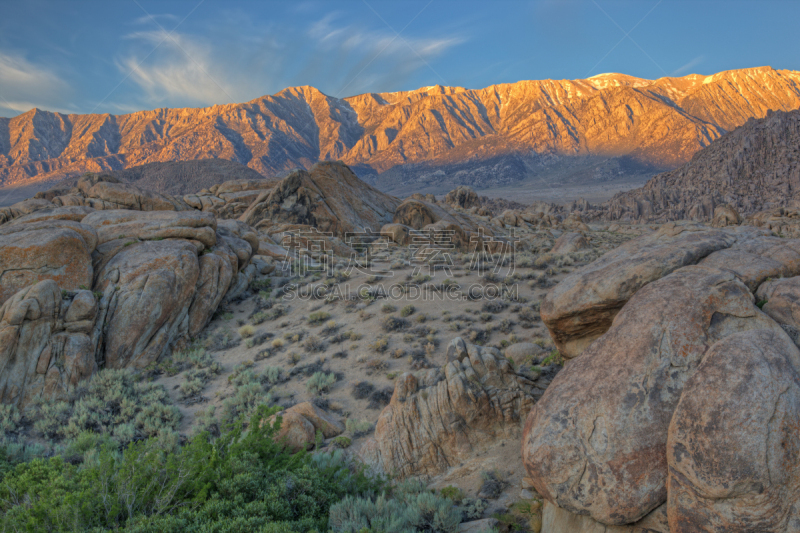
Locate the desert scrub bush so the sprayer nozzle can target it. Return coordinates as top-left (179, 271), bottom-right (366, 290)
top-left (351, 381), bottom-right (375, 400)
top-left (238, 324), bottom-right (255, 338)
top-left (381, 315), bottom-right (409, 332)
top-left (308, 310), bottom-right (332, 325)
top-left (245, 331), bottom-right (272, 349)
top-left (29, 369), bottom-right (180, 445)
top-left (479, 470), bottom-right (508, 499)
top-left (518, 306), bottom-right (539, 325)
top-left (370, 336), bottom-right (389, 353)
top-left (329, 478), bottom-right (462, 533)
top-left (400, 304), bottom-right (416, 317)
top-left (322, 319), bottom-right (338, 333)
top-left (271, 338), bottom-right (285, 349)
top-left (482, 300), bottom-right (508, 314)
top-left (204, 327), bottom-right (240, 351)
top-left (440, 485), bottom-right (465, 502)
top-left (261, 365), bottom-right (287, 385)
top-left (365, 358), bottom-right (388, 373)
top-left (381, 303), bottom-right (397, 313)
top-left (222, 377), bottom-right (273, 424)
top-left (542, 349), bottom-right (564, 366)
top-left (307, 372), bottom-right (337, 395)
top-left (330, 436), bottom-right (352, 449)
top-left (304, 334), bottom-right (327, 353)
top-left (345, 418), bottom-right (374, 437)
top-left (251, 304), bottom-right (287, 324)
top-left (368, 388), bottom-right (393, 410)
top-left (0, 407), bottom-right (383, 532)
top-left (0, 404), bottom-right (21, 436)
top-left (179, 365), bottom-right (221, 400)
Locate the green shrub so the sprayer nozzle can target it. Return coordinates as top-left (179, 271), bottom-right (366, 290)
top-left (329, 478), bottom-right (461, 533)
top-left (381, 315), bottom-right (409, 332)
top-left (308, 310), bottom-right (332, 325)
top-left (262, 366), bottom-right (286, 385)
top-left (307, 372), bottom-right (337, 395)
top-left (330, 436), bottom-right (352, 449)
top-left (400, 305), bottom-right (416, 317)
top-left (0, 404), bottom-right (21, 436)
top-left (28, 369), bottom-right (180, 445)
top-left (345, 418), bottom-right (373, 437)
top-left (0, 407), bottom-right (381, 532)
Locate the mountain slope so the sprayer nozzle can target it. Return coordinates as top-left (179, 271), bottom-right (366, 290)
top-left (1, 66), bottom-right (799, 192)
top-left (598, 108), bottom-right (800, 221)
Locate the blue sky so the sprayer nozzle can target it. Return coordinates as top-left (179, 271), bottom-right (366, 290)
top-left (1, 0), bottom-right (799, 117)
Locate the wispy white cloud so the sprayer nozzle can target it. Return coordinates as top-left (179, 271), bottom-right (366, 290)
top-left (132, 13), bottom-right (179, 26)
top-left (0, 52), bottom-right (73, 116)
top-left (117, 11), bottom-right (465, 109)
top-left (119, 29), bottom-right (240, 106)
top-left (672, 55), bottom-right (706, 76)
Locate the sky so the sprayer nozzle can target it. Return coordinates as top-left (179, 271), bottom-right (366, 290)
top-left (1, 0), bottom-right (799, 118)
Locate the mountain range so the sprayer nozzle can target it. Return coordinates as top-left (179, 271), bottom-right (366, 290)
top-left (2, 66), bottom-right (799, 196)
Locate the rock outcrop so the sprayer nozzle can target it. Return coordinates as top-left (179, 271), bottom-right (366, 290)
top-left (540, 223), bottom-right (742, 358)
top-left (550, 232), bottom-right (589, 255)
top-left (524, 223), bottom-right (800, 532)
top-left (0, 281), bottom-right (97, 408)
top-left (361, 337), bottom-right (536, 478)
top-left (271, 401), bottom-right (345, 452)
top-left (0, 219), bottom-right (97, 305)
top-left (596, 109), bottom-right (800, 223)
top-left (525, 266), bottom-right (778, 525)
top-left (0, 188), bottom-right (260, 409)
top-left (444, 186), bottom-right (481, 210)
top-left (666, 329), bottom-right (800, 532)
top-left (241, 161), bottom-right (400, 238)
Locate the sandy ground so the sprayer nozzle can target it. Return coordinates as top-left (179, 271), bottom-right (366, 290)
top-left (153, 226), bottom-right (639, 506)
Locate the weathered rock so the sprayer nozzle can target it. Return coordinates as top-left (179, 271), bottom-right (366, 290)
top-left (523, 266), bottom-right (778, 525)
top-left (271, 402), bottom-right (345, 452)
top-left (551, 232), bottom-right (589, 255)
top-left (666, 329), bottom-right (800, 532)
top-left (504, 342), bottom-right (545, 362)
top-left (710, 204), bottom-right (741, 227)
top-left (756, 276), bottom-right (800, 345)
top-left (82, 209), bottom-right (217, 248)
top-left (95, 240), bottom-right (200, 369)
top-left (0, 198), bottom-right (57, 223)
top-left (599, 109), bottom-right (800, 223)
top-left (76, 174), bottom-right (190, 211)
top-left (273, 410), bottom-right (316, 452)
top-left (393, 198), bottom-right (448, 230)
top-left (0, 281), bottom-right (97, 409)
top-left (458, 518), bottom-right (500, 533)
top-left (380, 223), bottom-right (415, 246)
top-left (542, 501), bottom-right (669, 533)
top-left (241, 161), bottom-right (400, 237)
top-left (541, 223), bottom-right (740, 358)
top-left (187, 252), bottom-right (233, 337)
top-left (224, 263), bottom-right (256, 302)
top-left (0, 220), bottom-right (97, 305)
top-left (6, 206), bottom-right (94, 225)
top-left (562, 212), bottom-right (590, 231)
top-left (445, 186), bottom-right (481, 210)
top-left (361, 337), bottom-right (536, 478)
top-left (216, 219), bottom-right (258, 270)
top-left (500, 210), bottom-right (521, 227)
top-left (288, 401), bottom-right (345, 438)
top-left (698, 236), bottom-right (800, 290)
